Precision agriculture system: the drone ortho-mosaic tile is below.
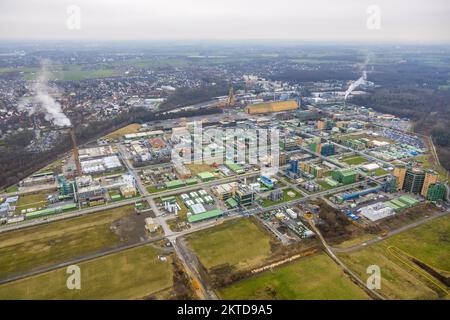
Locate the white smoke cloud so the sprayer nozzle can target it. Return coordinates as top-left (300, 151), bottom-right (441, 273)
top-left (18, 60), bottom-right (71, 127)
top-left (344, 70), bottom-right (367, 100)
top-left (344, 55), bottom-right (371, 101)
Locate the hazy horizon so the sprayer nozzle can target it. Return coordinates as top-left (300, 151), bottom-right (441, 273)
top-left (1, 0), bottom-right (449, 43)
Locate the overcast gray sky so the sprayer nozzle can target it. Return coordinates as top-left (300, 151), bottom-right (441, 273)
top-left (0, 0), bottom-right (449, 42)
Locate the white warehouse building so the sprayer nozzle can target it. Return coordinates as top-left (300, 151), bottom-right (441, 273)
top-left (358, 202), bottom-right (394, 221)
top-left (80, 155), bottom-right (123, 174)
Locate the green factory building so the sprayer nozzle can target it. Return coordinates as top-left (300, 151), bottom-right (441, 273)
top-left (185, 178), bottom-right (198, 186)
top-left (197, 171), bottom-right (215, 182)
top-left (226, 162), bottom-right (245, 174)
top-left (58, 174), bottom-right (75, 196)
top-left (165, 179), bottom-right (186, 189)
top-left (427, 183), bottom-right (447, 202)
top-left (188, 209), bottom-right (223, 223)
top-left (332, 168), bottom-right (358, 185)
top-left (398, 195), bottom-right (419, 207)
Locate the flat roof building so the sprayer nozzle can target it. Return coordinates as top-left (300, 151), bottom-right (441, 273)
top-left (188, 209), bottom-right (223, 223)
top-left (245, 100), bottom-right (299, 114)
top-left (197, 171), bottom-right (215, 182)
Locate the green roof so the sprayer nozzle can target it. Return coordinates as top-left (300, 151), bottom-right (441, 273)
top-left (398, 195), bottom-right (418, 206)
top-left (62, 203), bottom-right (77, 210)
top-left (341, 170), bottom-right (357, 177)
top-left (165, 180), bottom-right (185, 188)
top-left (188, 209), bottom-right (223, 223)
top-left (225, 197), bottom-right (238, 208)
top-left (324, 178), bottom-right (338, 187)
top-left (185, 178), bottom-right (198, 185)
top-left (197, 172), bottom-right (215, 179)
top-left (391, 199), bottom-right (407, 208)
top-left (386, 202), bottom-right (400, 210)
top-left (25, 208), bottom-right (57, 219)
top-left (226, 162), bottom-right (245, 173)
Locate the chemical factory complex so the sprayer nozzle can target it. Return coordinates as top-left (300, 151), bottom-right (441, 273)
top-left (2, 99), bottom-right (447, 227)
top-left (2, 0), bottom-right (450, 306)
top-left (1, 76), bottom-right (449, 301)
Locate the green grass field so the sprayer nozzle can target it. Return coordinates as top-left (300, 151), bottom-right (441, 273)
top-left (113, 57), bottom-right (191, 69)
top-left (14, 191), bottom-right (49, 213)
top-left (342, 156), bottom-right (368, 166)
top-left (186, 218), bottom-right (273, 271)
top-left (339, 215), bottom-right (450, 299)
top-left (219, 253), bottom-right (369, 300)
top-left (147, 185), bottom-right (166, 193)
top-left (0, 205), bottom-right (135, 279)
top-left (57, 67), bottom-right (120, 81)
top-left (176, 196), bottom-right (189, 218)
top-left (415, 154), bottom-right (450, 183)
top-left (261, 188), bottom-right (303, 207)
top-left (383, 215), bottom-right (450, 272)
top-left (3, 65), bottom-right (121, 81)
top-left (1, 185), bottom-right (18, 193)
top-left (0, 245), bottom-right (174, 299)
top-left (104, 123), bottom-right (141, 140)
top-left (372, 168), bottom-right (389, 176)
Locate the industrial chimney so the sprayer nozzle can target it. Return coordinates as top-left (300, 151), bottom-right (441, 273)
top-left (70, 127), bottom-right (81, 176)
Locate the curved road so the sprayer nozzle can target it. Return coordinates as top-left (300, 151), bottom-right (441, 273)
top-left (331, 208), bottom-right (450, 254)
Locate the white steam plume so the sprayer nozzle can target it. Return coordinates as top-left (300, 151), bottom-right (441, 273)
top-left (18, 60), bottom-right (71, 127)
top-left (344, 55), bottom-right (370, 101)
top-left (344, 70), bottom-right (367, 100)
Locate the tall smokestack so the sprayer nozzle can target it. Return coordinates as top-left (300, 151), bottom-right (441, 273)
top-left (70, 127), bottom-right (81, 176)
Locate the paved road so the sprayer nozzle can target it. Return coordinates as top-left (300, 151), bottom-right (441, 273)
top-left (2, 185), bottom-right (447, 299)
top-left (2, 119), bottom-right (391, 234)
top-left (174, 238), bottom-right (218, 300)
top-left (0, 236), bottom-right (164, 286)
top-left (276, 173), bottom-right (308, 197)
top-left (0, 163), bottom-right (383, 236)
top-left (0, 183), bottom-right (58, 199)
top-left (0, 170), bottom-right (261, 233)
top-left (0, 197), bottom-right (139, 233)
top-left (0, 212), bottom-right (238, 285)
top-left (331, 208), bottom-right (450, 253)
top-left (117, 144), bottom-right (175, 238)
top-left (301, 131), bottom-right (393, 168)
top-left (307, 221), bottom-right (386, 300)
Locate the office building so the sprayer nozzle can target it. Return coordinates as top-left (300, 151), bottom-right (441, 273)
top-left (421, 171), bottom-right (439, 197)
top-left (427, 183), bottom-right (447, 201)
top-left (403, 168), bottom-right (425, 194)
top-left (235, 186), bottom-right (255, 207)
top-left (392, 166), bottom-right (407, 190)
top-left (290, 160), bottom-right (299, 174)
top-left (320, 143), bottom-right (335, 156)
